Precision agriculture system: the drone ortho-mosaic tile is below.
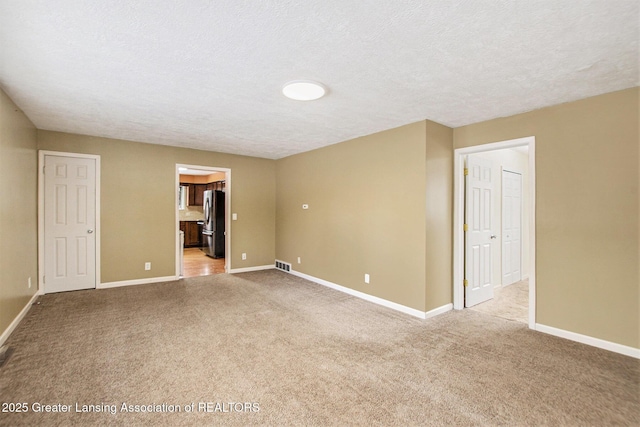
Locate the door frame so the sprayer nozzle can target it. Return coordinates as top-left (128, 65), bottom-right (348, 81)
top-left (38, 150), bottom-right (101, 293)
top-left (453, 136), bottom-right (536, 329)
top-left (175, 164), bottom-right (231, 275)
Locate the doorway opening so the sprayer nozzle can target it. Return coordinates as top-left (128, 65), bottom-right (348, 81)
top-left (175, 164), bottom-right (231, 278)
top-left (453, 136), bottom-right (536, 329)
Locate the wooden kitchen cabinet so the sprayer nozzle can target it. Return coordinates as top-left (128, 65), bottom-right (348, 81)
top-left (180, 221), bottom-right (203, 247)
top-left (207, 181), bottom-right (225, 192)
top-left (180, 183), bottom-right (207, 207)
top-left (191, 184), bottom-right (206, 207)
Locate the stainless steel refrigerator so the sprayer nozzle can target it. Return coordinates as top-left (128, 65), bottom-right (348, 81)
top-left (202, 190), bottom-right (225, 258)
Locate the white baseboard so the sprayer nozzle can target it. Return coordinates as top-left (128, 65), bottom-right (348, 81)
top-left (536, 323), bottom-right (640, 359)
top-left (98, 275), bottom-right (178, 289)
top-left (229, 265), bottom-right (275, 274)
top-left (425, 303), bottom-right (454, 319)
top-left (288, 269), bottom-right (439, 320)
top-left (0, 292), bottom-right (40, 346)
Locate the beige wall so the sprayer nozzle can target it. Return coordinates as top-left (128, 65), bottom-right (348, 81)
top-left (425, 120), bottom-right (454, 311)
top-left (37, 131), bottom-right (276, 282)
top-left (276, 121), bottom-right (453, 312)
top-left (454, 87), bottom-right (639, 348)
top-left (276, 122), bottom-right (428, 310)
top-left (0, 89), bottom-right (38, 336)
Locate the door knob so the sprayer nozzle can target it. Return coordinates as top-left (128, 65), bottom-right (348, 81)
top-left (87, 229), bottom-right (94, 234)
top-left (490, 235), bottom-right (497, 239)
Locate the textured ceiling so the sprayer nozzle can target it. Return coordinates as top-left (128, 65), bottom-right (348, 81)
top-left (0, 1), bottom-right (638, 159)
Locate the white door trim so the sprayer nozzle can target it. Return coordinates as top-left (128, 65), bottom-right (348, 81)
top-left (175, 164), bottom-right (231, 275)
top-left (38, 150), bottom-right (101, 293)
top-left (453, 136), bottom-right (536, 329)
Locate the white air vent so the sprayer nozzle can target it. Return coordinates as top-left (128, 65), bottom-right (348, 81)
top-left (275, 260), bottom-right (292, 272)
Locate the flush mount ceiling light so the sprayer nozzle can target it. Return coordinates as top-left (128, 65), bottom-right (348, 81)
top-left (282, 80), bottom-right (327, 101)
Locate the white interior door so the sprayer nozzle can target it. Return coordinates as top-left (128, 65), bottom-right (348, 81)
top-left (44, 155), bottom-right (97, 293)
top-left (465, 155), bottom-right (494, 307)
top-left (502, 170), bottom-right (522, 286)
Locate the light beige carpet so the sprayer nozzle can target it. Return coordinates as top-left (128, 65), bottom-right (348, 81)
top-left (0, 271), bottom-right (638, 426)
top-left (468, 280), bottom-right (529, 324)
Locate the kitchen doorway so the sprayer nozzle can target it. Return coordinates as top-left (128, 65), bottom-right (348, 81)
top-left (183, 247), bottom-right (225, 277)
top-left (175, 164), bottom-right (231, 278)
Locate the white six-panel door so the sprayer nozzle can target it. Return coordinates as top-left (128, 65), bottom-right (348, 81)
top-left (465, 155), bottom-right (494, 307)
top-left (502, 170), bottom-right (522, 286)
top-left (44, 155), bottom-right (97, 293)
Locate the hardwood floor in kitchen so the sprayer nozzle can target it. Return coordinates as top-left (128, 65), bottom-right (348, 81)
top-left (183, 248), bottom-right (225, 277)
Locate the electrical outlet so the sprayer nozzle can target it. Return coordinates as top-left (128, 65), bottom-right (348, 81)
top-left (364, 274), bottom-right (370, 284)
top-left (145, 262), bottom-right (151, 271)
top-left (297, 257), bottom-right (301, 264)
top-left (242, 253), bottom-right (247, 260)
top-left (28, 277), bottom-right (31, 288)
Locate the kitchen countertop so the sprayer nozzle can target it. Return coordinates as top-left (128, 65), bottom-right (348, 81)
top-left (179, 206), bottom-right (205, 222)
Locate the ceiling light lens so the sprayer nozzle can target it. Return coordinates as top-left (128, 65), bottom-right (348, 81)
top-left (282, 80), bottom-right (326, 101)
